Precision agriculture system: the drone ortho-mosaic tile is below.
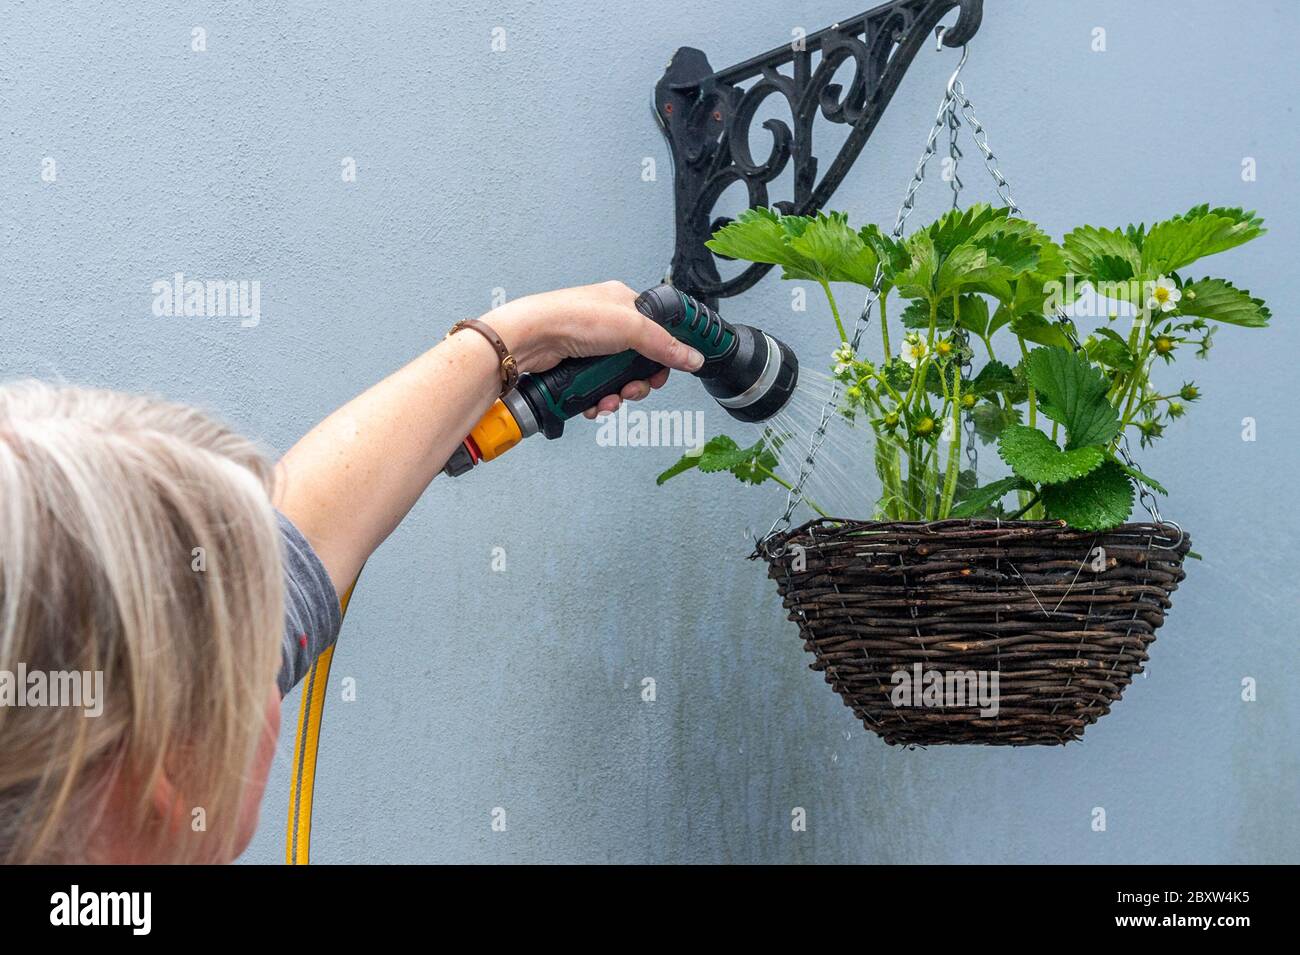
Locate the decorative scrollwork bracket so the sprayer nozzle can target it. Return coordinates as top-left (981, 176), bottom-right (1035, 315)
top-left (655, 0), bottom-right (983, 306)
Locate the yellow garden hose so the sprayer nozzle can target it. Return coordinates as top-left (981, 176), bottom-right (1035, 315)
top-left (286, 577), bottom-right (357, 865)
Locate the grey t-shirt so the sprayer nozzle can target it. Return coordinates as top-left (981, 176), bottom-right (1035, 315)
top-left (277, 512), bottom-right (343, 696)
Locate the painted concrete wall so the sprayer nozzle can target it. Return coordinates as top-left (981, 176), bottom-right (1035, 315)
top-left (1, 0), bottom-right (1295, 863)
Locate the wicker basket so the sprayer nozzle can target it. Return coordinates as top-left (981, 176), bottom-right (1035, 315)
top-left (758, 518), bottom-right (1190, 746)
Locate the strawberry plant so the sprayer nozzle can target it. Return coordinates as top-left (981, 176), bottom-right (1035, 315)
top-left (659, 203), bottom-right (1268, 530)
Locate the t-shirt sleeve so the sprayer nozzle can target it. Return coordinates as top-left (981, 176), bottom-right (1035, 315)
top-left (276, 511), bottom-right (343, 697)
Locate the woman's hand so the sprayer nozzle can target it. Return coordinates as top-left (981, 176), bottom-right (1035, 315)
top-left (487, 281), bottom-right (705, 418)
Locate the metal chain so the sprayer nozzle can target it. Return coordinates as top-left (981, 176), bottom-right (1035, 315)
top-left (945, 84), bottom-right (978, 477)
top-left (762, 42), bottom-right (970, 546)
top-left (946, 94), bottom-right (963, 210)
top-left (1116, 434), bottom-right (1161, 525)
top-left (890, 41), bottom-right (971, 243)
top-left (962, 348), bottom-right (978, 474)
top-left (948, 74), bottom-right (1018, 215)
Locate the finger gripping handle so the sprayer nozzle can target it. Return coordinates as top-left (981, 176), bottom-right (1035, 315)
top-left (535, 350), bottom-right (664, 423)
top-left (519, 284), bottom-right (727, 439)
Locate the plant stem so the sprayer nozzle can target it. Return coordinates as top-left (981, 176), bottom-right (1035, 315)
top-left (901, 298), bottom-right (938, 415)
top-left (879, 292), bottom-right (891, 358)
top-left (1108, 311), bottom-right (1150, 407)
top-left (906, 438), bottom-right (920, 517)
top-left (872, 372), bottom-right (906, 407)
top-left (939, 343), bottom-right (963, 516)
top-left (1008, 494), bottom-right (1041, 520)
top-left (921, 443), bottom-right (940, 520)
top-left (1011, 336), bottom-right (1042, 517)
top-left (758, 466), bottom-right (829, 518)
top-left (820, 279), bottom-right (847, 343)
top-left (1112, 318), bottom-right (1155, 449)
top-left (925, 296), bottom-right (939, 353)
top-left (1018, 335), bottom-right (1036, 428)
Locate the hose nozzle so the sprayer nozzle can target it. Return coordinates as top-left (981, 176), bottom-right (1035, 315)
top-left (632, 284), bottom-right (799, 424)
top-left (442, 285), bottom-right (798, 476)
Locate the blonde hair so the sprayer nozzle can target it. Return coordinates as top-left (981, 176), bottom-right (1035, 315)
top-left (0, 381), bottom-right (284, 863)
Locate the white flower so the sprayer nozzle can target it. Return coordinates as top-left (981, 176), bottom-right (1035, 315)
top-left (832, 343), bottom-right (855, 376)
top-left (1146, 275), bottom-right (1182, 313)
top-left (900, 333), bottom-right (928, 368)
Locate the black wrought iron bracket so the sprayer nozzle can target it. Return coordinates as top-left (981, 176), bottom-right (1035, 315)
top-left (655, 0), bottom-right (982, 306)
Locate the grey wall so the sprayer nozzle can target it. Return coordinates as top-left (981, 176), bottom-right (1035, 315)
top-left (2, 0), bottom-right (1296, 864)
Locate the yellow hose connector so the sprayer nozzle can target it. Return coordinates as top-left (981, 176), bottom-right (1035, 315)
top-left (468, 398), bottom-right (523, 461)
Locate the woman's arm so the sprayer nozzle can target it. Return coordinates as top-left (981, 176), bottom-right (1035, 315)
top-left (272, 281), bottom-right (705, 592)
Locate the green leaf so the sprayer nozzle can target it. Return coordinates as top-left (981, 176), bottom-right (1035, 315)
top-left (992, 221), bottom-right (1069, 312)
top-left (954, 294), bottom-right (992, 336)
top-left (786, 212), bottom-right (880, 285)
top-left (899, 297), bottom-right (935, 329)
top-left (1140, 205), bottom-right (1265, 275)
top-left (924, 360), bottom-right (960, 397)
top-left (656, 435), bottom-right (777, 486)
top-left (706, 208), bottom-right (812, 273)
top-left (975, 226), bottom-right (1042, 275)
top-left (1178, 277), bottom-right (1271, 327)
top-left (969, 360), bottom-right (1016, 397)
top-left (728, 438), bottom-right (781, 485)
top-left (956, 467), bottom-right (979, 499)
top-left (695, 436), bottom-right (752, 473)
top-left (926, 204), bottom-right (1011, 255)
top-left (1140, 217), bottom-right (1228, 276)
top-left (891, 231), bottom-right (939, 300)
top-left (1062, 225), bottom-right (1141, 284)
top-left (1023, 347), bottom-right (1121, 449)
top-left (1124, 222), bottom-right (1146, 250)
top-left (935, 243), bottom-right (989, 299)
top-left (1009, 312), bottom-right (1074, 349)
top-left (898, 211), bottom-right (1045, 303)
top-left (1041, 460), bottom-right (1135, 530)
top-left (997, 424), bottom-right (1106, 484)
top-left (881, 356), bottom-right (914, 394)
top-left (1084, 327), bottom-right (1135, 372)
top-left (934, 229), bottom-right (1039, 301)
top-left (899, 293), bottom-right (989, 334)
top-left (1114, 460), bottom-right (1168, 496)
top-left (971, 401), bottom-right (1021, 445)
top-left (988, 241), bottom-right (1071, 331)
top-left (1090, 254), bottom-right (1141, 284)
top-left (860, 224), bottom-right (907, 287)
top-left (656, 444), bottom-right (707, 485)
top-left (988, 302), bottom-right (1014, 336)
top-left (950, 475), bottom-right (1034, 518)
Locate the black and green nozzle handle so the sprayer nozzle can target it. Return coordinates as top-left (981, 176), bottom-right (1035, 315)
top-left (442, 284), bottom-right (798, 476)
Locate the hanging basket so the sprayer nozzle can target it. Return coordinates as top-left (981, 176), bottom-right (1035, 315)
top-left (757, 518), bottom-right (1190, 746)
